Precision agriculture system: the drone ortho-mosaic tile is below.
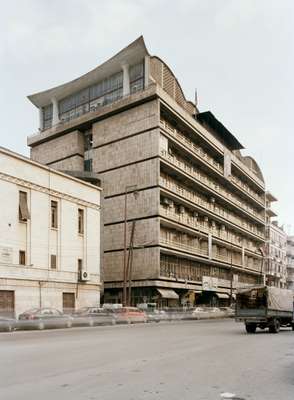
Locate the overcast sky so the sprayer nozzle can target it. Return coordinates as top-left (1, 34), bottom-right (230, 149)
top-left (0, 0), bottom-right (293, 231)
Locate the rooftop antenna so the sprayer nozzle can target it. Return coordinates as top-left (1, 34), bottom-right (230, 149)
top-left (194, 88), bottom-right (198, 120)
top-left (194, 88), bottom-right (198, 107)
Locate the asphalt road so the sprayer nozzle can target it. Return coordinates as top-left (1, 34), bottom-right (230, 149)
top-left (0, 319), bottom-right (293, 400)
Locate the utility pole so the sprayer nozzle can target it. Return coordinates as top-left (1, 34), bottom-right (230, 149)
top-left (230, 244), bottom-right (233, 306)
top-left (127, 221), bottom-right (136, 306)
top-left (123, 185), bottom-right (139, 306)
top-left (123, 188), bottom-right (128, 306)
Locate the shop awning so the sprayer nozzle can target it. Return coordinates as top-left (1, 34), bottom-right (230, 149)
top-left (216, 293), bottom-right (230, 299)
top-left (157, 288), bottom-right (179, 299)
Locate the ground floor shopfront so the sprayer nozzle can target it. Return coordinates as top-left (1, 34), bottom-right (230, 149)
top-left (103, 280), bottom-right (238, 308)
top-left (0, 279), bottom-right (100, 317)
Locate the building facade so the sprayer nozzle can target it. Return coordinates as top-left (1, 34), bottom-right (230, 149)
top-left (27, 37), bottom-right (266, 307)
top-left (286, 235), bottom-right (294, 290)
top-left (265, 222), bottom-right (287, 289)
top-left (0, 147), bottom-right (101, 316)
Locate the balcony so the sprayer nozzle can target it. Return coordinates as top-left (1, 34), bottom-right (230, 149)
top-left (160, 118), bottom-right (264, 206)
top-left (160, 235), bottom-right (260, 271)
top-left (160, 118), bottom-right (224, 173)
top-left (160, 173), bottom-right (265, 240)
top-left (160, 150), bottom-right (265, 224)
top-left (160, 205), bottom-right (260, 254)
top-left (160, 237), bottom-right (208, 257)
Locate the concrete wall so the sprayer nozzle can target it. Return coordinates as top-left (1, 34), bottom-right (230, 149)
top-left (103, 188), bottom-right (160, 225)
top-left (30, 130), bottom-right (84, 166)
top-left (92, 100), bottom-right (159, 147)
top-left (104, 246), bottom-right (160, 282)
top-left (99, 158), bottom-right (159, 198)
top-left (49, 155), bottom-right (84, 171)
top-left (93, 128), bottom-right (160, 172)
top-left (104, 217), bottom-right (159, 251)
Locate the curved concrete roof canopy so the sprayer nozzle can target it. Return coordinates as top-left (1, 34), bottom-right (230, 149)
top-left (27, 36), bottom-right (149, 108)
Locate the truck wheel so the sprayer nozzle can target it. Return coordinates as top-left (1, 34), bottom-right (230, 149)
top-left (245, 323), bottom-right (257, 333)
top-left (269, 319), bottom-right (280, 333)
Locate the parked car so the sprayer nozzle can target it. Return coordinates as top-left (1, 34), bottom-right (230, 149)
top-left (146, 309), bottom-right (162, 323)
top-left (18, 308), bottom-right (73, 330)
top-left (219, 306), bottom-right (235, 317)
top-left (0, 316), bottom-right (16, 332)
top-left (71, 307), bottom-right (116, 326)
top-left (114, 307), bottom-right (147, 324)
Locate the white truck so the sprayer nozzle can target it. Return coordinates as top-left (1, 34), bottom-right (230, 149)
top-left (235, 285), bottom-right (294, 333)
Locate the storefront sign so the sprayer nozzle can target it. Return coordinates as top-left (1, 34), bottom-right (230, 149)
top-left (202, 276), bottom-right (218, 291)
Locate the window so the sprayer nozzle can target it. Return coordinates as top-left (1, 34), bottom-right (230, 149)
top-left (19, 191), bottom-right (30, 221)
top-left (78, 209), bottom-right (84, 234)
top-left (42, 104), bottom-right (53, 129)
top-left (19, 250), bottom-right (26, 265)
top-left (84, 131), bottom-right (93, 151)
top-left (84, 159), bottom-right (93, 172)
top-left (50, 254), bottom-right (57, 269)
top-left (51, 201), bottom-right (58, 228)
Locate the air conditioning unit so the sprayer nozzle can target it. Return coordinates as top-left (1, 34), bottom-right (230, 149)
top-left (79, 270), bottom-right (90, 282)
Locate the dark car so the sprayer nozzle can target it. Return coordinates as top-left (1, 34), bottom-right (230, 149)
top-left (71, 307), bottom-right (116, 327)
top-left (0, 317), bottom-right (16, 332)
top-left (18, 308), bottom-right (73, 330)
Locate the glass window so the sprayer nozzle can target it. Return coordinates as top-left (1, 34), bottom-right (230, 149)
top-left (19, 191), bottom-right (30, 221)
top-left (129, 62), bottom-right (144, 82)
top-left (50, 254), bottom-right (57, 269)
top-left (84, 159), bottom-right (93, 172)
top-left (78, 209), bottom-right (84, 235)
top-left (19, 250), bottom-right (26, 265)
top-left (42, 104), bottom-right (53, 129)
top-left (130, 79), bottom-right (144, 94)
top-left (51, 200), bottom-right (58, 228)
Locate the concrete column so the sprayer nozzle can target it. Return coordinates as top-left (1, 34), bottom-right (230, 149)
top-left (122, 64), bottom-right (130, 97)
top-left (144, 55), bottom-right (150, 89)
top-left (38, 107), bottom-right (43, 131)
top-left (51, 97), bottom-right (60, 126)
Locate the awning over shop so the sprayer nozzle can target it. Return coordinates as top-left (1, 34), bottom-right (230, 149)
top-left (157, 288), bottom-right (179, 299)
top-left (216, 293), bottom-right (230, 299)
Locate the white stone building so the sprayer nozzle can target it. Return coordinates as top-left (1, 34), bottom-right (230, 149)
top-left (286, 235), bottom-right (294, 291)
top-left (0, 147), bottom-right (101, 317)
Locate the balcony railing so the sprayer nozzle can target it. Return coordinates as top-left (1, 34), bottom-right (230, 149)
top-left (160, 205), bottom-right (259, 253)
top-left (160, 118), bottom-right (224, 173)
top-left (160, 150), bottom-right (264, 224)
top-left (160, 236), bottom-right (260, 271)
top-left (160, 237), bottom-right (208, 257)
top-left (160, 118), bottom-right (264, 205)
top-left (160, 174), bottom-right (265, 239)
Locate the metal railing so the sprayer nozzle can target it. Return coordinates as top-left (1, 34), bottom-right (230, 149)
top-left (160, 118), bottom-right (264, 205)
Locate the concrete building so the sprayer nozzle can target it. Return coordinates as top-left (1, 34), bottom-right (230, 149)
top-left (286, 235), bottom-right (294, 290)
top-left (0, 147), bottom-right (101, 317)
top-left (264, 193), bottom-right (287, 288)
top-left (27, 36), bottom-right (266, 307)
